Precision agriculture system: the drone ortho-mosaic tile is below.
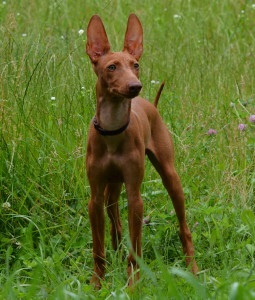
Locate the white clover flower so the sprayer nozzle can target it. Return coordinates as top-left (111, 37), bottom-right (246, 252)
top-left (2, 202), bottom-right (11, 209)
top-left (78, 29), bottom-right (84, 36)
top-left (173, 14), bottom-right (181, 19)
top-left (50, 96), bottom-right (56, 101)
top-left (22, 33), bottom-right (27, 37)
top-left (151, 80), bottom-right (160, 84)
top-left (15, 241), bottom-right (22, 249)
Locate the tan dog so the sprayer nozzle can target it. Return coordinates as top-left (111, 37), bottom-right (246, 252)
top-left (86, 14), bottom-right (198, 288)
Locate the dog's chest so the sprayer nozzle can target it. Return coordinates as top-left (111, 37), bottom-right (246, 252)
top-left (102, 134), bottom-right (129, 155)
top-left (101, 139), bottom-right (131, 176)
top-left (101, 151), bottom-right (125, 181)
top-left (106, 141), bottom-right (119, 154)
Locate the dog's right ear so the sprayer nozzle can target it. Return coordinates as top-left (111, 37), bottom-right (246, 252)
top-left (86, 15), bottom-right (110, 64)
top-left (123, 14), bottom-right (143, 61)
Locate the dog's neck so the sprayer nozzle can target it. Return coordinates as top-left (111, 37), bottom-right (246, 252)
top-left (95, 83), bottom-right (131, 132)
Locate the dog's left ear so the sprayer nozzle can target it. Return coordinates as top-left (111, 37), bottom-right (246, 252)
top-left (86, 15), bottom-right (111, 64)
top-left (123, 14), bottom-right (143, 61)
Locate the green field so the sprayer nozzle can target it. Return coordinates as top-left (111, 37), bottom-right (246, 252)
top-left (1, 0), bottom-right (255, 299)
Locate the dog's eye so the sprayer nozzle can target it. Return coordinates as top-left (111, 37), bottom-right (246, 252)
top-left (107, 64), bottom-right (116, 71)
top-left (134, 63), bottom-right (139, 70)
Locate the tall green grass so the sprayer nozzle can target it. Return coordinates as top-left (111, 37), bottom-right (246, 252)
top-left (1, 0), bottom-right (255, 298)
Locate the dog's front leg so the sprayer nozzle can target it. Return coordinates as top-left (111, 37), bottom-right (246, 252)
top-left (126, 188), bottom-right (143, 286)
top-left (124, 164), bottom-right (144, 286)
top-left (88, 184), bottom-right (106, 289)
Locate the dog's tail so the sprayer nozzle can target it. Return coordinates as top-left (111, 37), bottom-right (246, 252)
top-left (153, 81), bottom-right (165, 108)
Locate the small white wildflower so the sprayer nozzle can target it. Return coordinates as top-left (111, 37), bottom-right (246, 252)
top-left (22, 33), bottom-right (27, 37)
top-left (241, 10), bottom-right (245, 14)
top-left (2, 1), bottom-right (6, 5)
top-left (2, 202), bottom-right (11, 209)
top-left (81, 86), bottom-right (85, 90)
top-left (15, 241), bottom-right (22, 249)
top-left (50, 96), bottom-right (56, 101)
top-left (60, 35), bottom-right (65, 40)
top-left (252, 4), bottom-right (255, 9)
top-left (78, 29), bottom-right (84, 36)
top-left (173, 14), bottom-right (181, 19)
top-left (57, 118), bottom-right (63, 126)
top-left (17, 12), bottom-right (20, 16)
top-left (151, 80), bottom-right (160, 84)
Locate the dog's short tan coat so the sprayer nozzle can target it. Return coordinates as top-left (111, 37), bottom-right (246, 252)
top-left (86, 14), bottom-right (198, 289)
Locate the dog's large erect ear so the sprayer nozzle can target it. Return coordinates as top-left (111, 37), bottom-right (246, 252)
top-left (123, 14), bottom-right (143, 61)
top-left (86, 15), bottom-right (110, 63)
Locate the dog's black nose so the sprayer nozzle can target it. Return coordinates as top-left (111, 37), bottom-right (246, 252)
top-left (128, 82), bottom-right (142, 95)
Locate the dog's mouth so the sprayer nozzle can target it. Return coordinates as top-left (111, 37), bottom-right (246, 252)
top-left (110, 85), bottom-right (142, 99)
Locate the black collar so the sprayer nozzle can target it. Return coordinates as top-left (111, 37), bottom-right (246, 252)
top-left (93, 117), bottom-right (130, 136)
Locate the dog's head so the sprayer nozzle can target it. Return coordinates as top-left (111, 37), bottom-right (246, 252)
top-left (86, 14), bottom-right (143, 99)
